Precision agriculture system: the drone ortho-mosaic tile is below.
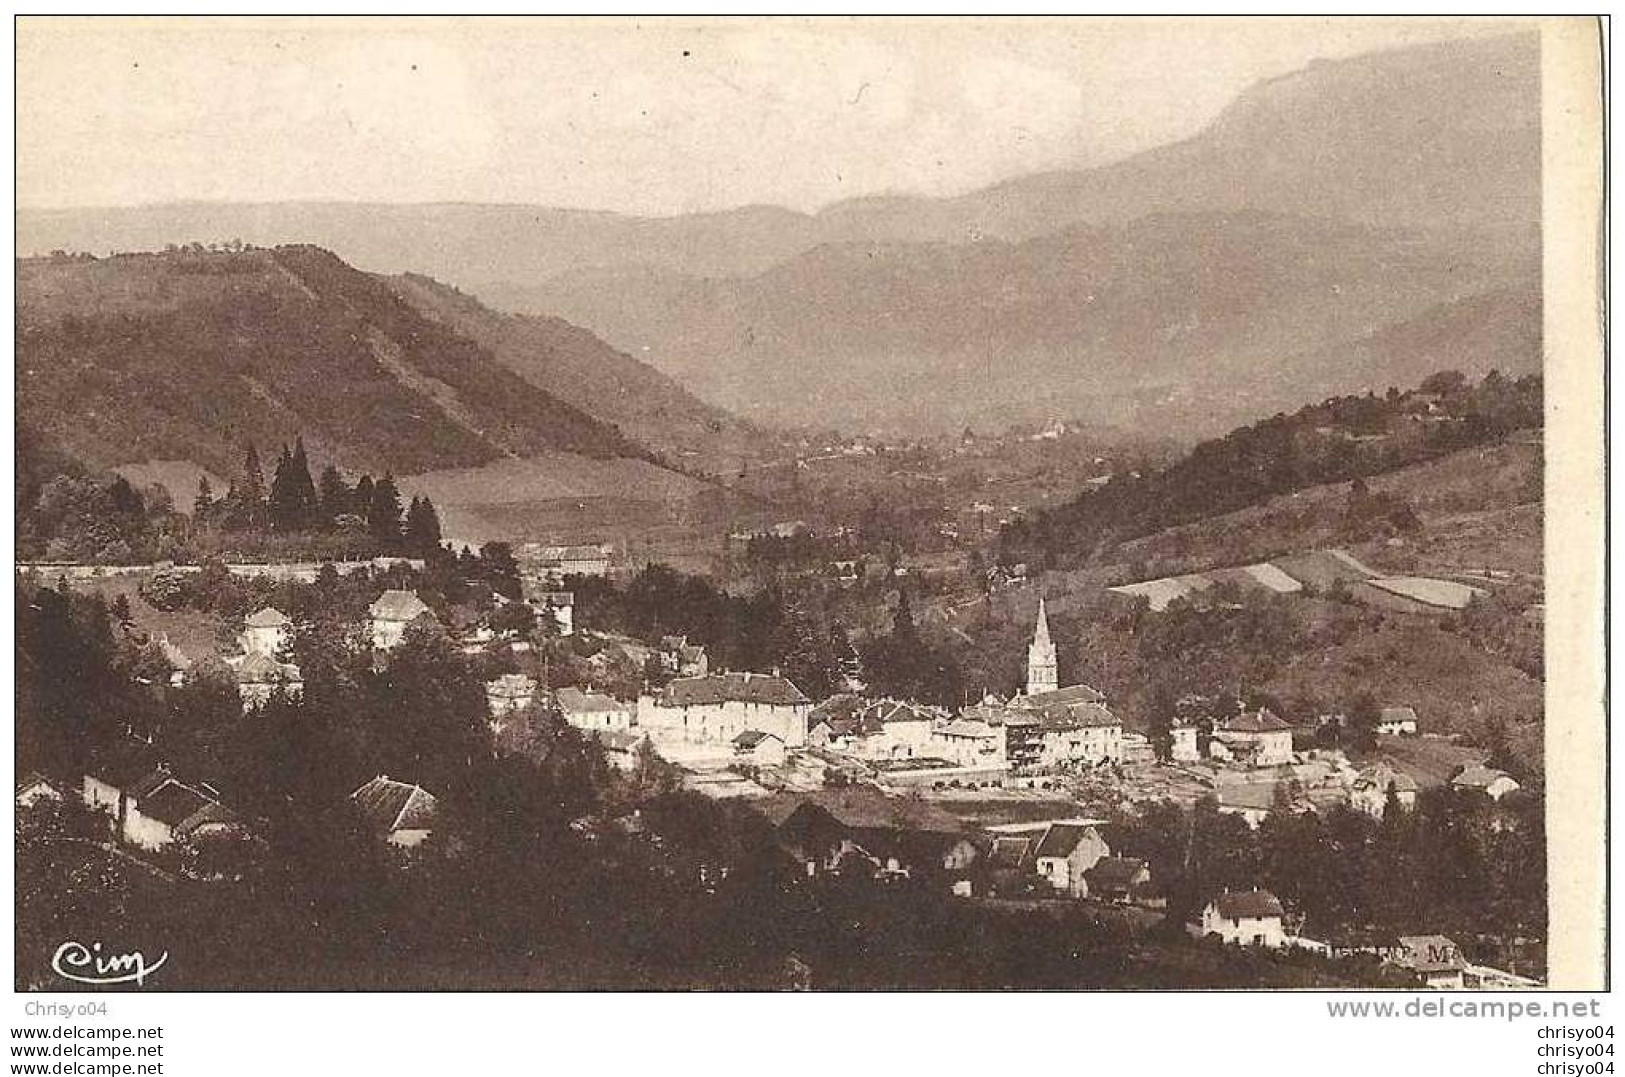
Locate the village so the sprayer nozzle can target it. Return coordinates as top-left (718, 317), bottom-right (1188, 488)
top-left (15, 530), bottom-right (1542, 990)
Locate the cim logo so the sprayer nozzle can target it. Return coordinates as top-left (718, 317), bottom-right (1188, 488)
top-left (51, 940), bottom-right (168, 987)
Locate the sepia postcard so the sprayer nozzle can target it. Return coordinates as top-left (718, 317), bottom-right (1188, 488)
top-left (10, 13), bottom-right (1606, 1018)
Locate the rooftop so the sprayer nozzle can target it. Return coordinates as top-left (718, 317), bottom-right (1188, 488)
top-left (1220, 707), bottom-right (1292, 734)
top-left (244, 606), bottom-right (291, 628)
top-left (369, 589), bottom-right (431, 622)
top-left (556, 686), bottom-right (629, 713)
top-left (351, 775), bottom-right (439, 834)
top-left (662, 672), bottom-right (809, 709)
top-left (1210, 889), bottom-right (1284, 921)
top-left (1033, 822), bottom-right (1101, 860)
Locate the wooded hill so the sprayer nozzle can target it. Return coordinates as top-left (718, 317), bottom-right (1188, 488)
top-left (1001, 372), bottom-right (1542, 571)
top-left (16, 245), bottom-right (656, 478)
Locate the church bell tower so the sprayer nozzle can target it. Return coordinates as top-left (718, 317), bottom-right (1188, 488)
top-left (1026, 597), bottom-right (1058, 697)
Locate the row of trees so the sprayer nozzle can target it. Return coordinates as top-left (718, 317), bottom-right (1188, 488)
top-left (195, 441), bottom-right (443, 556)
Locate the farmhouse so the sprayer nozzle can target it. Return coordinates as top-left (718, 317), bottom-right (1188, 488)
top-left (1083, 856), bottom-right (1159, 906)
top-left (775, 797), bottom-right (977, 886)
top-left (1377, 706), bottom-right (1420, 736)
top-left (1201, 889), bottom-right (1287, 948)
top-left (124, 776), bottom-right (240, 852)
top-left (1031, 822), bottom-right (1111, 897)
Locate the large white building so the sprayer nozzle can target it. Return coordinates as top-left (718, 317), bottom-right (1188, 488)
top-left (638, 672), bottom-right (811, 747)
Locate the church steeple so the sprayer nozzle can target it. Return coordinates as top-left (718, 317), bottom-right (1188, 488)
top-left (1026, 596), bottom-right (1058, 696)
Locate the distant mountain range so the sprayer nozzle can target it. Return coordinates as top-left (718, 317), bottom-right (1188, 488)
top-left (16, 32), bottom-right (1541, 437)
top-left (15, 245), bottom-right (745, 483)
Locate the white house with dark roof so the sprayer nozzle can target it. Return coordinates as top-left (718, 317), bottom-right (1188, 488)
top-left (1031, 822), bottom-right (1111, 897)
top-left (351, 775), bottom-right (439, 847)
top-left (240, 606), bottom-right (293, 657)
top-left (557, 686), bottom-right (635, 732)
top-left (368, 589), bottom-right (433, 651)
top-left (1376, 706), bottom-right (1420, 736)
top-left (733, 729), bottom-right (787, 768)
top-left (1201, 889), bottom-right (1287, 948)
top-left (1213, 707), bottom-right (1294, 767)
top-left (1451, 764), bottom-right (1521, 801)
top-left (637, 672), bottom-right (810, 747)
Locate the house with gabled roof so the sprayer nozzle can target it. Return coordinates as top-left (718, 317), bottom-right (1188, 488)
top-left (1084, 856), bottom-right (1159, 907)
top-left (1201, 889), bottom-right (1287, 948)
top-left (1214, 707), bottom-right (1295, 767)
top-left (233, 651), bottom-right (304, 709)
top-left (1377, 705), bottom-right (1420, 736)
top-left (1450, 764), bottom-right (1521, 801)
top-left (16, 771), bottom-right (62, 808)
top-left (351, 775), bottom-right (439, 848)
top-left (368, 589), bottom-right (434, 651)
top-left (125, 777), bottom-right (241, 852)
top-left (774, 793), bottom-right (978, 886)
top-left (733, 729), bottom-right (786, 768)
top-left (557, 686), bottom-right (635, 732)
top-left (240, 606), bottom-right (292, 657)
top-left (1031, 822), bottom-right (1111, 897)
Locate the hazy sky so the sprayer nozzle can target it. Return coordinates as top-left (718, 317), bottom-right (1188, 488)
top-left (18, 16), bottom-right (1526, 217)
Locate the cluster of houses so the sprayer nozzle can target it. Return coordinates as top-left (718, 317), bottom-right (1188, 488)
top-left (27, 741), bottom-right (445, 864)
